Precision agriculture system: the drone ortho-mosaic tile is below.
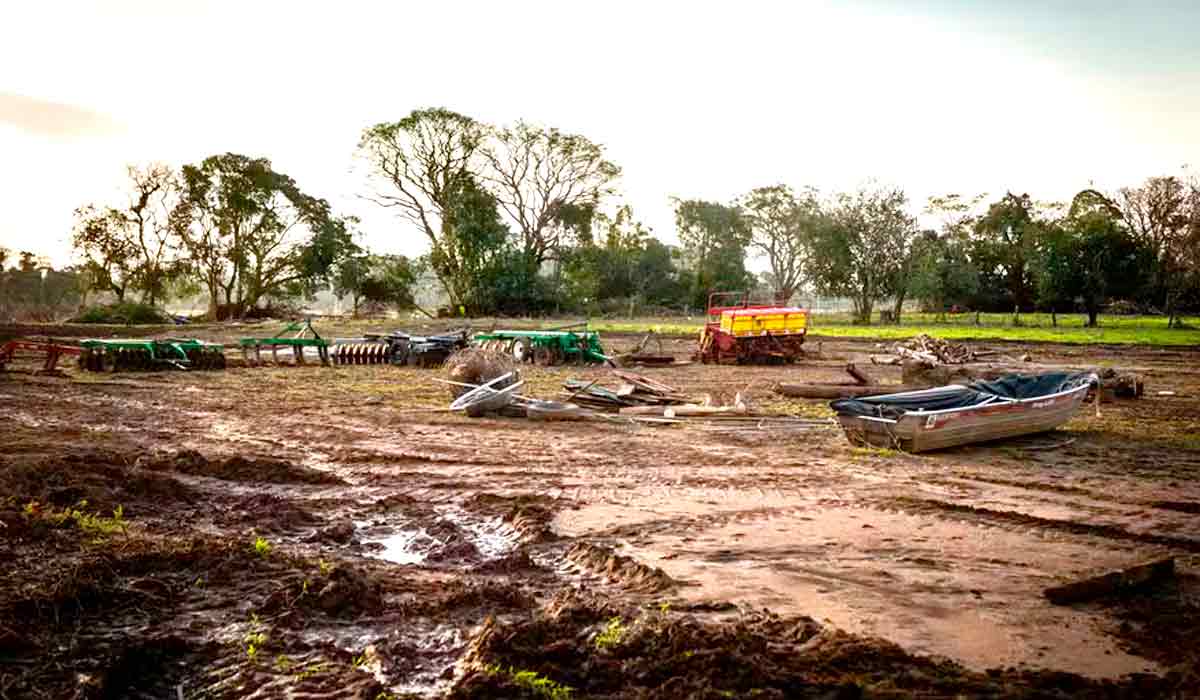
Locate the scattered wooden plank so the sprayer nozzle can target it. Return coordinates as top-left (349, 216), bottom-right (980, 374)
top-left (1043, 556), bottom-right (1175, 605)
top-left (619, 404), bottom-right (755, 417)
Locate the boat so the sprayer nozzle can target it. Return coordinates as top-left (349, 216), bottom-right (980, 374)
top-left (830, 372), bottom-right (1098, 452)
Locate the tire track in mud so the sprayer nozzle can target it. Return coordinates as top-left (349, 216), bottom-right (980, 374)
top-left (878, 496), bottom-right (1200, 552)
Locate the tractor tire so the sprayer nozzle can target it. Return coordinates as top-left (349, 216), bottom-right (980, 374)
top-left (512, 338), bottom-right (532, 363)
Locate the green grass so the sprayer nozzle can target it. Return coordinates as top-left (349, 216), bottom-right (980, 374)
top-left (24, 500), bottom-right (128, 541)
top-left (484, 665), bottom-right (573, 699)
top-left (593, 617), bottom-right (626, 650)
top-left (573, 313), bottom-right (1200, 346)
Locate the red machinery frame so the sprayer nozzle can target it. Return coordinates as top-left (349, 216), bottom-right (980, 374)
top-left (0, 340), bottom-right (82, 374)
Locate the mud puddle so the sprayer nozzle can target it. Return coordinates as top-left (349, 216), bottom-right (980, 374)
top-left (359, 505), bottom-right (521, 568)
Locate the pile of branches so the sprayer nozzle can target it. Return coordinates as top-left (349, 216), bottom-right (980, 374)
top-left (563, 371), bottom-right (690, 412)
top-left (891, 333), bottom-right (977, 364)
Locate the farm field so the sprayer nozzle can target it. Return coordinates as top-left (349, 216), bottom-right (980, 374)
top-left (2, 326), bottom-right (1199, 698)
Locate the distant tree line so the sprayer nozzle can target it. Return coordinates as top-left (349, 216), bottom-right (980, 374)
top-left (39, 104), bottom-right (1200, 325)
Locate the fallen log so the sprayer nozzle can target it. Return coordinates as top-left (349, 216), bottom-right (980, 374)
top-left (870, 355), bottom-right (900, 366)
top-left (1044, 556), bottom-right (1175, 605)
top-left (774, 383), bottom-right (925, 400)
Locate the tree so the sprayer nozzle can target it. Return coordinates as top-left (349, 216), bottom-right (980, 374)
top-left (72, 205), bottom-right (137, 301)
top-left (332, 251), bottom-right (372, 317)
top-left (907, 230), bottom-right (979, 316)
top-left (740, 185), bottom-right (821, 303)
top-left (806, 184), bottom-right (917, 324)
top-left (69, 164), bottom-right (183, 306)
top-left (673, 199), bottom-right (753, 308)
top-left (360, 255), bottom-right (423, 315)
top-left (972, 192), bottom-right (1043, 312)
top-left (357, 108), bottom-right (487, 308)
top-left (482, 122), bottom-right (620, 267)
top-left (173, 153), bottom-right (353, 318)
top-left (1037, 190), bottom-right (1155, 327)
top-left (1118, 174), bottom-right (1200, 326)
top-left (910, 194), bottom-right (984, 315)
top-left (561, 205), bottom-right (680, 313)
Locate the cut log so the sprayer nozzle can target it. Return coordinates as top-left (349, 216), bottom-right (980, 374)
top-left (870, 355), bottom-right (900, 366)
top-left (1044, 556), bottom-right (1175, 605)
top-left (774, 383), bottom-right (925, 400)
top-left (845, 363), bottom-right (874, 385)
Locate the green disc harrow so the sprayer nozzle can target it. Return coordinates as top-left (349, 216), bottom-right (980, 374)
top-left (472, 329), bottom-right (608, 366)
top-left (78, 338), bottom-right (227, 372)
top-left (238, 319), bottom-right (330, 366)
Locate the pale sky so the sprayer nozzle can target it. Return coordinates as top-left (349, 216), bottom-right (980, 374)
top-left (3, 0), bottom-right (1198, 268)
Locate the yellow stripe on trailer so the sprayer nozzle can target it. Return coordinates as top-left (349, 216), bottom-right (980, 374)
top-left (720, 307), bottom-right (807, 337)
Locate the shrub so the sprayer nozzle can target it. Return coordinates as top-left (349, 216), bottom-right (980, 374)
top-left (72, 302), bottom-right (171, 325)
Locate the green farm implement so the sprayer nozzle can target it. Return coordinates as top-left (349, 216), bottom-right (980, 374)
top-left (238, 319), bottom-right (330, 366)
top-left (472, 328), bottom-right (609, 366)
top-left (78, 338), bottom-right (227, 372)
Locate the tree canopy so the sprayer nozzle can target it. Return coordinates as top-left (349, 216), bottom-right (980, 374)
top-left (172, 153), bottom-right (354, 318)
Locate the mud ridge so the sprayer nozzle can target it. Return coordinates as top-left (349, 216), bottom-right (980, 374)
top-left (882, 496), bottom-right (1200, 552)
top-left (450, 592), bottom-right (1180, 699)
top-left (137, 449), bottom-right (345, 485)
top-left (469, 493), bottom-right (566, 542)
top-left (565, 542), bottom-right (678, 593)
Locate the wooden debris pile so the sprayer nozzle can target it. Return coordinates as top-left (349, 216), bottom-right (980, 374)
top-left (891, 334), bottom-right (981, 364)
top-left (563, 371), bottom-right (691, 412)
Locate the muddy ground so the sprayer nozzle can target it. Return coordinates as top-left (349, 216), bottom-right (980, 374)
top-left (2, 328), bottom-right (1198, 698)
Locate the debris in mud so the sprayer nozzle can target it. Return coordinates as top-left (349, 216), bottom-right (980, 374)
top-left (264, 563), bottom-right (386, 618)
top-left (309, 519), bottom-right (357, 544)
top-left (231, 493), bottom-right (323, 532)
top-left (566, 542), bottom-right (678, 593)
top-left (450, 592), bottom-right (1182, 699)
top-left (137, 449), bottom-right (345, 485)
top-left (563, 370), bottom-right (690, 412)
top-left (1093, 568), bottom-right (1200, 686)
top-left (473, 549), bottom-right (541, 575)
top-left (444, 347), bottom-right (518, 399)
top-left (1045, 556), bottom-right (1176, 605)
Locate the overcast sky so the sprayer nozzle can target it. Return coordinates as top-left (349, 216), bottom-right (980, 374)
top-left (3, 0), bottom-right (1198, 267)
